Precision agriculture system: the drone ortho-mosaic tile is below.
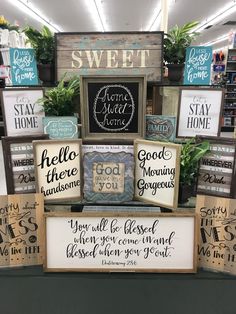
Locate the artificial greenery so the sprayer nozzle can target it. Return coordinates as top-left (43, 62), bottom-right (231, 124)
top-left (0, 15), bottom-right (19, 31)
top-left (23, 25), bottom-right (54, 64)
top-left (38, 75), bottom-right (80, 116)
top-left (180, 138), bottom-right (210, 186)
top-left (164, 21), bottom-right (199, 64)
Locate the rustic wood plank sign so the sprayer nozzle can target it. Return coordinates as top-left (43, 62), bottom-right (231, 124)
top-left (177, 88), bottom-right (224, 138)
top-left (0, 193), bottom-right (44, 267)
top-left (196, 195), bottom-right (236, 275)
top-left (33, 139), bottom-right (82, 202)
top-left (81, 75), bottom-right (146, 141)
top-left (134, 139), bottom-right (181, 209)
top-left (145, 115), bottom-right (176, 142)
top-left (55, 32), bottom-right (163, 82)
top-left (1, 135), bottom-right (49, 194)
top-left (0, 88), bottom-right (45, 136)
top-left (197, 136), bottom-right (236, 198)
top-left (44, 212), bottom-right (197, 272)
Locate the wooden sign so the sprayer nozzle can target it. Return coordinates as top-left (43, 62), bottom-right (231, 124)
top-left (197, 137), bottom-right (236, 198)
top-left (9, 48), bottom-right (39, 86)
top-left (44, 212), bottom-right (197, 272)
top-left (43, 116), bottom-right (78, 139)
top-left (55, 32), bottom-right (163, 82)
top-left (134, 140), bottom-right (181, 209)
top-left (83, 151), bottom-right (134, 202)
top-left (177, 88), bottom-right (223, 138)
top-left (80, 75), bottom-right (146, 141)
top-left (2, 135), bottom-right (49, 194)
top-left (33, 139), bottom-right (82, 202)
top-left (1, 88), bottom-right (45, 136)
top-left (196, 195), bottom-right (236, 275)
top-left (145, 115), bottom-right (176, 142)
top-left (183, 46), bottom-right (212, 85)
top-left (0, 193), bottom-right (44, 267)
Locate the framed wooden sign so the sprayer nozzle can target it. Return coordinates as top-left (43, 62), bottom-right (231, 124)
top-left (55, 32), bottom-right (163, 82)
top-left (176, 88), bottom-right (224, 138)
top-left (83, 151), bottom-right (134, 202)
top-left (44, 212), bottom-right (197, 273)
top-left (33, 139), bottom-right (82, 202)
top-left (1, 134), bottom-right (49, 194)
top-left (197, 136), bottom-right (236, 198)
top-left (134, 139), bottom-right (181, 209)
top-left (0, 193), bottom-right (44, 268)
top-left (0, 88), bottom-right (45, 136)
top-left (145, 115), bottom-right (176, 142)
top-left (80, 75), bottom-right (146, 141)
top-left (196, 195), bottom-right (236, 275)
top-left (43, 116), bottom-right (78, 139)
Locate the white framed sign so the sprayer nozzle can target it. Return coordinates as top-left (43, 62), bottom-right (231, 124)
top-left (44, 212), bottom-right (197, 273)
top-left (134, 140), bottom-right (181, 209)
top-left (177, 88), bottom-right (224, 138)
top-left (33, 139), bottom-right (82, 202)
top-left (0, 88), bottom-right (45, 136)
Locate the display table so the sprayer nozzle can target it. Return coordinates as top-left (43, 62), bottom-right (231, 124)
top-left (0, 266), bottom-right (235, 314)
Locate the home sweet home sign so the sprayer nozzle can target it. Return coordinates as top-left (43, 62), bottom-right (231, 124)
top-left (55, 32), bottom-right (163, 82)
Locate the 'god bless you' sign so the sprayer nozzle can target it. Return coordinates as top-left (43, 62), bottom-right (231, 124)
top-left (0, 193), bottom-right (44, 268)
top-left (134, 140), bottom-right (181, 209)
top-left (196, 195), bottom-right (236, 275)
top-left (33, 139), bottom-right (82, 202)
top-left (177, 88), bottom-right (223, 138)
top-left (44, 212), bottom-right (197, 273)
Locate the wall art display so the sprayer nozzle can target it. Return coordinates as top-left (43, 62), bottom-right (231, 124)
top-left (43, 116), bottom-right (78, 139)
top-left (9, 48), bottom-right (39, 86)
top-left (56, 32), bottom-right (163, 82)
top-left (80, 75), bottom-right (146, 141)
top-left (33, 139), bottom-right (82, 202)
top-left (2, 134), bottom-right (49, 194)
top-left (134, 140), bottom-right (181, 209)
top-left (1, 88), bottom-right (45, 136)
top-left (196, 194), bottom-right (236, 275)
top-left (83, 151), bottom-right (134, 202)
top-left (183, 46), bottom-right (212, 85)
top-left (145, 115), bottom-right (176, 142)
top-left (0, 193), bottom-right (44, 267)
top-left (177, 88), bottom-right (224, 138)
top-left (44, 212), bottom-right (197, 272)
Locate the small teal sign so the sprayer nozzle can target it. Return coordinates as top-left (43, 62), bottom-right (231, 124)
top-left (146, 115), bottom-right (176, 142)
top-left (10, 48), bottom-right (39, 86)
top-left (43, 116), bottom-right (78, 139)
top-left (184, 46), bottom-right (212, 85)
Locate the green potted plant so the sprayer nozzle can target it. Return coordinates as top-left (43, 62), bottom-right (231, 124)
top-left (179, 138), bottom-right (209, 204)
top-left (24, 25), bottom-right (55, 84)
top-left (37, 74), bottom-right (81, 139)
top-left (164, 21), bottom-right (199, 82)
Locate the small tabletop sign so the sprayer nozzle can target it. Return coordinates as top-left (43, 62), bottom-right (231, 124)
top-left (196, 195), bottom-right (236, 275)
top-left (9, 48), bottom-right (39, 86)
top-left (43, 116), bottom-right (78, 139)
top-left (44, 212), bottom-right (197, 273)
top-left (177, 88), bottom-right (224, 138)
top-left (183, 46), bottom-right (212, 85)
top-left (134, 139), bottom-right (181, 209)
top-left (146, 115), bottom-right (176, 142)
top-left (0, 193), bottom-right (44, 268)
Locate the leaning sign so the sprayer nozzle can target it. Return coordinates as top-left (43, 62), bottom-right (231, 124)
top-left (55, 32), bottom-right (163, 82)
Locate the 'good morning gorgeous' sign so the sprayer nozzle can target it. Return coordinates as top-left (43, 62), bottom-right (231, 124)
top-left (134, 140), bottom-right (181, 209)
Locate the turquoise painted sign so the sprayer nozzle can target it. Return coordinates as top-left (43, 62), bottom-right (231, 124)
top-left (145, 115), bottom-right (176, 142)
top-left (10, 48), bottom-right (39, 86)
top-left (43, 116), bottom-right (78, 139)
top-left (184, 46), bottom-right (212, 85)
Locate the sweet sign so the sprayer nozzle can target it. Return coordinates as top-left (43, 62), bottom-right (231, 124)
top-left (196, 195), bottom-right (236, 275)
top-left (0, 193), bottom-right (44, 267)
top-left (44, 212), bottom-right (197, 272)
top-left (183, 46), bottom-right (212, 85)
top-left (177, 88), bottom-right (223, 138)
top-left (134, 140), bottom-right (181, 209)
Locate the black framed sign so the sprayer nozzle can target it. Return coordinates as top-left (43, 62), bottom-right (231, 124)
top-left (80, 76), bottom-right (146, 141)
top-left (197, 136), bottom-right (236, 198)
top-left (2, 134), bottom-right (49, 194)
